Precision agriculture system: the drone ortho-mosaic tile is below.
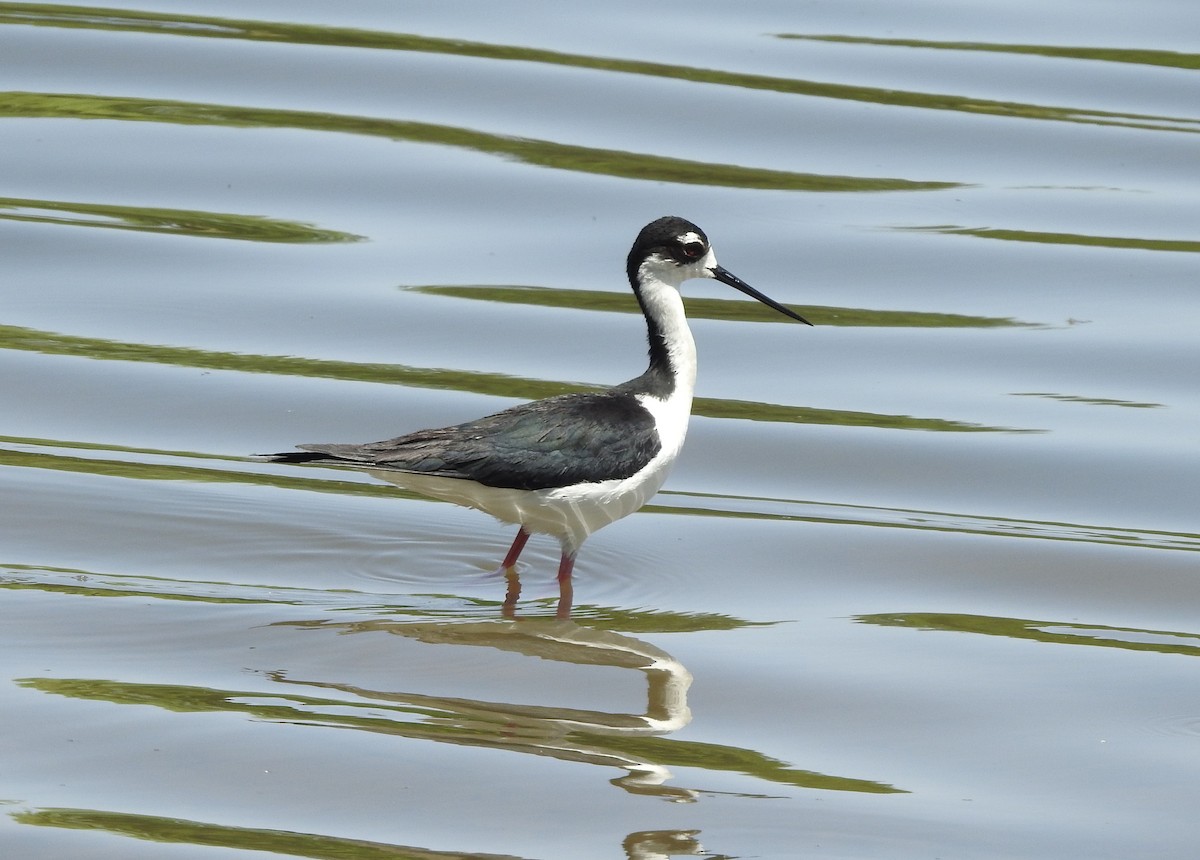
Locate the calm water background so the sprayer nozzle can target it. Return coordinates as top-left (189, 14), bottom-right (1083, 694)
top-left (2, 2), bottom-right (1198, 858)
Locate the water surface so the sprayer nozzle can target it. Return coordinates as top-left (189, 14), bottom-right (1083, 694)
top-left (2, 2), bottom-right (1198, 858)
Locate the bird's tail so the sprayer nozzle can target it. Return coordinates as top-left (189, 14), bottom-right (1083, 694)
top-left (258, 451), bottom-right (334, 464)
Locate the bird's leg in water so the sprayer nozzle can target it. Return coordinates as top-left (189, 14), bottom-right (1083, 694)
top-left (500, 527), bottom-right (531, 570)
top-left (556, 552), bottom-right (575, 619)
top-left (502, 567), bottom-right (522, 618)
top-left (499, 528), bottom-right (531, 618)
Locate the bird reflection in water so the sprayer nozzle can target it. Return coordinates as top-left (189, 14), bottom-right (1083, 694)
top-left (274, 606), bottom-right (697, 803)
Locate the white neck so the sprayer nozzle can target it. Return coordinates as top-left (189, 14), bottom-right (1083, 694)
top-left (636, 263), bottom-right (698, 401)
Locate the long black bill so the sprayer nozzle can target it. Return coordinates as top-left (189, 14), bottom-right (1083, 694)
top-left (711, 265), bottom-right (812, 325)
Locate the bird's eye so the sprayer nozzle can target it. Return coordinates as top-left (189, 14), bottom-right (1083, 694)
top-left (680, 241), bottom-right (705, 259)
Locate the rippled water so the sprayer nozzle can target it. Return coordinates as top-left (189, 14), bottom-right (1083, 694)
top-left (2, 2), bottom-right (1198, 858)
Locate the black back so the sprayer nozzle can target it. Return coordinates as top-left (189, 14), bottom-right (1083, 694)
top-left (272, 389), bottom-right (662, 491)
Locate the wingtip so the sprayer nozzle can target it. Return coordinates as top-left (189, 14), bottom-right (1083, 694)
top-left (257, 450), bottom-right (331, 464)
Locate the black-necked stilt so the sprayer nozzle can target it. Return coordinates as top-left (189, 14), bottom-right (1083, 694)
top-left (266, 217), bottom-right (809, 607)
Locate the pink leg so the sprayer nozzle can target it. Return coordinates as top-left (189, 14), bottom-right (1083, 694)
top-left (556, 552), bottom-right (575, 583)
top-left (500, 527), bottom-right (531, 570)
top-left (556, 552), bottom-right (575, 619)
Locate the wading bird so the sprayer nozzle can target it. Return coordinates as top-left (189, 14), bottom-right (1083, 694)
top-left (266, 217), bottom-right (810, 610)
